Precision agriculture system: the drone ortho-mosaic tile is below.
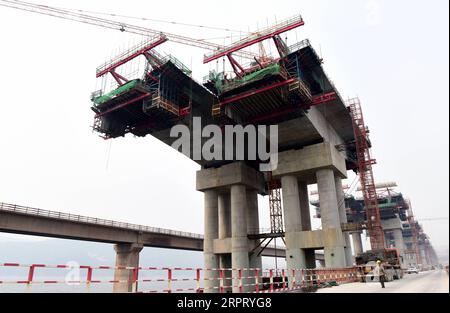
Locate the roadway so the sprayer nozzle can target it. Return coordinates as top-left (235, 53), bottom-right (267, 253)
top-left (317, 270), bottom-right (449, 293)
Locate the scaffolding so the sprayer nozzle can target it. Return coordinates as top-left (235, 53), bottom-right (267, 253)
top-left (96, 34), bottom-right (168, 81)
top-left (267, 173), bottom-right (284, 235)
top-left (91, 41), bottom-right (207, 139)
top-left (348, 98), bottom-right (385, 250)
top-left (203, 29), bottom-right (339, 126)
top-left (204, 15), bottom-right (304, 64)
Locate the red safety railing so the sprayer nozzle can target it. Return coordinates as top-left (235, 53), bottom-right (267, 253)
top-left (0, 263), bottom-right (360, 293)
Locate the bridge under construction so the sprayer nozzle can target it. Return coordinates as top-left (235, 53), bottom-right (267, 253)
top-left (0, 0), bottom-right (443, 294)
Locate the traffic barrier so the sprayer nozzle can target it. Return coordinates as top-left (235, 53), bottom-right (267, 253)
top-left (0, 263), bottom-right (359, 293)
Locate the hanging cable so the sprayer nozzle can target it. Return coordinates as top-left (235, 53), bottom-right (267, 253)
top-left (35, 2), bottom-right (248, 34)
top-left (105, 140), bottom-right (112, 170)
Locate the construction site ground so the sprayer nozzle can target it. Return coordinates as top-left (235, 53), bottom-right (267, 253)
top-left (316, 270), bottom-right (449, 293)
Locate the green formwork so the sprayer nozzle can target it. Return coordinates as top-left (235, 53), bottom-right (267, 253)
top-left (93, 79), bottom-right (140, 106)
top-left (211, 64), bottom-right (282, 94)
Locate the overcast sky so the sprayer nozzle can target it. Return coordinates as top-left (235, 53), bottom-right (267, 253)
top-left (0, 0), bottom-right (448, 256)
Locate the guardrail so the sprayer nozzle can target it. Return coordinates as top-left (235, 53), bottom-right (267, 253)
top-left (0, 202), bottom-right (203, 240)
top-left (0, 262), bottom-right (359, 293)
top-left (0, 202), bottom-right (286, 252)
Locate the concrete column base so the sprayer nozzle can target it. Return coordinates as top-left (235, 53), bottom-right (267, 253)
top-left (113, 243), bottom-right (143, 293)
top-left (286, 248), bottom-right (306, 285)
top-left (248, 251), bottom-right (262, 292)
top-left (231, 249), bottom-right (250, 293)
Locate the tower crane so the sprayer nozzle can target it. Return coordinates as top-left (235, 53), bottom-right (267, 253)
top-left (0, 0), bottom-right (259, 60)
top-left (348, 97), bottom-right (385, 250)
top-left (0, 1), bottom-right (306, 255)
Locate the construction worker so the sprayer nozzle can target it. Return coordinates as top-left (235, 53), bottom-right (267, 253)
top-left (374, 260), bottom-right (386, 288)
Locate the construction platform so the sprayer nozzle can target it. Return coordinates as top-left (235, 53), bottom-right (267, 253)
top-left (91, 53), bottom-right (215, 139)
top-left (202, 39), bottom-right (355, 156)
top-left (311, 186), bottom-right (409, 223)
top-left (90, 20), bottom-right (356, 171)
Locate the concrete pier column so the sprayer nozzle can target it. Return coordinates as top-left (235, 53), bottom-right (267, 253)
top-left (113, 243), bottom-right (143, 293)
top-left (281, 175), bottom-right (306, 283)
top-left (218, 193), bottom-right (231, 240)
top-left (247, 189), bottom-right (262, 292)
top-left (218, 192), bottom-right (232, 292)
top-left (246, 189), bottom-right (260, 236)
top-left (393, 228), bottom-right (405, 264)
top-left (231, 184), bottom-right (249, 293)
top-left (298, 181), bottom-right (311, 231)
top-left (393, 229), bottom-right (405, 252)
top-left (197, 162), bottom-right (265, 293)
top-left (298, 180), bottom-right (315, 268)
top-left (204, 190), bottom-right (219, 293)
top-left (351, 231), bottom-right (364, 256)
top-left (316, 169), bottom-right (346, 268)
top-left (334, 175), bottom-right (353, 267)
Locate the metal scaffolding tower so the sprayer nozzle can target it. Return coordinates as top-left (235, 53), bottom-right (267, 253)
top-left (267, 173), bottom-right (284, 235)
top-left (348, 98), bottom-right (385, 250)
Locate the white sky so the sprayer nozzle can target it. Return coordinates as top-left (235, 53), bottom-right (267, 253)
top-left (0, 0), bottom-right (448, 254)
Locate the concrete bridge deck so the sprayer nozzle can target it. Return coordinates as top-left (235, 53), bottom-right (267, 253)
top-left (0, 202), bottom-right (323, 260)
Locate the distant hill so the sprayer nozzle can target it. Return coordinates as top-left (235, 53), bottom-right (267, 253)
top-left (0, 238), bottom-right (280, 268)
top-left (0, 238), bottom-right (202, 268)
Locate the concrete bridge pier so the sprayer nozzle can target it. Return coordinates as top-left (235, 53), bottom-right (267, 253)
top-left (204, 190), bottom-right (220, 293)
top-left (298, 181), bottom-right (316, 269)
top-left (197, 162), bottom-right (265, 293)
top-left (382, 216), bottom-right (406, 267)
top-left (281, 175), bottom-right (307, 284)
top-left (334, 176), bottom-right (354, 267)
top-left (218, 192), bottom-right (232, 293)
top-left (219, 254), bottom-right (232, 293)
top-left (273, 143), bottom-right (349, 271)
top-left (316, 168), bottom-right (347, 268)
top-left (113, 243), bottom-right (143, 293)
top-left (392, 228), bottom-right (406, 258)
top-left (351, 231), bottom-right (364, 256)
top-left (247, 189), bottom-right (262, 292)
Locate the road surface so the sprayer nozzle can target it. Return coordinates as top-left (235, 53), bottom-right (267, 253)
top-left (317, 270), bottom-right (449, 293)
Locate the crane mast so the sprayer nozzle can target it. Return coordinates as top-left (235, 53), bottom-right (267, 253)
top-left (348, 97), bottom-right (385, 250)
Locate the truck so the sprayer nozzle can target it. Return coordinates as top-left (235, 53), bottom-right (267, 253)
top-left (355, 248), bottom-right (404, 282)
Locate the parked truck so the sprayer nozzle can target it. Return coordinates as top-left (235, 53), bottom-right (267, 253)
top-left (355, 248), bottom-right (404, 282)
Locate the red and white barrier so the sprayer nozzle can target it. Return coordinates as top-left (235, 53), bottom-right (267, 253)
top-left (0, 263), bottom-right (359, 293)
